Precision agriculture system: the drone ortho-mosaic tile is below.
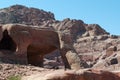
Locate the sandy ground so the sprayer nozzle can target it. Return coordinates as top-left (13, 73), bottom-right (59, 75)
top-left (0, 63), bottom-right (55, 80)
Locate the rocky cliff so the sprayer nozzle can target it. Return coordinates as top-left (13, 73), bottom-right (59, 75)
top-left (0, 5), bottom-right (120, 80)
top-left (0, 5), bottom-right (54, 25)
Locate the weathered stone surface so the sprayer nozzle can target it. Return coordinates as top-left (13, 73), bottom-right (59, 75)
top-left (22, 69), bottom-right (120, 80)
top-left (66, 50), bottom-right (81, 70)
top-left (0, 5), bottom-right (55, 25)
top-left (58, 32), bottom-right (81, 70)
top-left (0, 6), bottom-right (111, 67)
top-left (0, 5), bottom-right (109, 70)
top-left (85, 24), bottom-right (109, 36)
top-left (93, 50), bottom-right (120, 71)
top-left (106, 46), bottom-right (117, 57)
top-left (0, 24), bottom-right (58, 65)
top-left (0, 24), bottom-right (81, 70)
top-left (0, 5), bottom-right (120, 80)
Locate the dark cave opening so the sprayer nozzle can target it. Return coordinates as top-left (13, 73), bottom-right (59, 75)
top-left (0, 30), bottom-right (17, 52)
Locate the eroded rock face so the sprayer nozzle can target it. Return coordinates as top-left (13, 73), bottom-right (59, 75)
top-left (0, 5), bottom-right (55, 25)
top-left (0, 5), bottom-right (120, 80)
top-left (58, 32), bottom-right (81, 70)
top-left (0, 24), bottom-right (59, 65)
top-left (0, 24), bottom-right (81, 70)
top-left (0, 4), bottom-right (120, 73)
top-left (85, 24), bottom-right (109, 36)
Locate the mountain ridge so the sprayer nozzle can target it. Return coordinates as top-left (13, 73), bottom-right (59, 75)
top-left (0, 5), bottom-right (120, 80)
top-left (0, 5), bottom-right (109, 36)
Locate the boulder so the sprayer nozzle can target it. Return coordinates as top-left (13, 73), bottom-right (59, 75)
top-left (66, 50), bottom-right (81, 70)
top-left (106, 46), bottom-right (117, 57)
top-left (58, 32), bottom-right (81, 70)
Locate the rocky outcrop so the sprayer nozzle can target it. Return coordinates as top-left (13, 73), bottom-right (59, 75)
top-left (0, 24), bottom-right (57, 65)
top-left (52, 18), bottom-right (86, 38)
top-left (93, 50), bottom-right (120, 70)
top-left (84, 24), bottom-right (109, 36)
top-left (0, 24), bottom-right (58, 65)
top-left (0, 5), bottom-right (109, 37)
top-left (106, 46), bottom-right (117, 57)
top-left (0, 5), bottom-right (119, 69)
top-left (0, 5), bottom-right (55, 25)
top-left (58, 32), bottom-right (81, 70)
top-left (0, 5), bottom-right (120, 80)
top-left (0, 24), bottom-right (81, 70)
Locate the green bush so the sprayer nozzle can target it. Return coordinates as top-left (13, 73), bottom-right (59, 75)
top-left (7, 75), bottom-right (21, 80)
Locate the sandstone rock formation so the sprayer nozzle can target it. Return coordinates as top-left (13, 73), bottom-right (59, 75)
top-left (0, 5), bottom-right (54, 25)
top-left (0, 5), bottom-right (120, 80)
top-left (58, 32), bottom-right (81, 70)
top-left (0, 23), bottom-right (81, 70)
top-left (22, 69), bottom-right (120, 80)
top-left (0, 24), bottom-right (58, 65)
top-left (0, 5), bottom-right (120, 69)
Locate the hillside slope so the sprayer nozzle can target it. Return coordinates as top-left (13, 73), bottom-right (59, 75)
top-left (0, 5), bottom-right (120, 80)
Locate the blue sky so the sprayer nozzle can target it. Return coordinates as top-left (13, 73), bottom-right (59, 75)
top-left (0, 0), bottom-right (120, 35)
